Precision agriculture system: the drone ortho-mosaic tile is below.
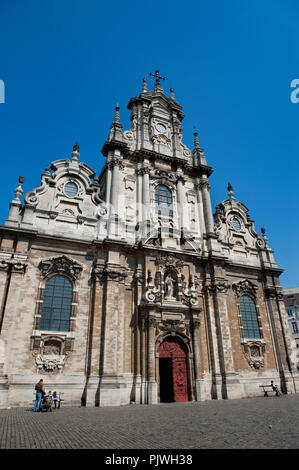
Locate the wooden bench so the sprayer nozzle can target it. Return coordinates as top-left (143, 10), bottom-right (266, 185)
top-left (259, 384), bottom-right (280, 397)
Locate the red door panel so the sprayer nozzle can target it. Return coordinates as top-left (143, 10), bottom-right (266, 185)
top-left (159, 337), bottom-right (189, 403)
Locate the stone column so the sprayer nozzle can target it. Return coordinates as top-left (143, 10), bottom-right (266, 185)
top-left (200, 178), bottom-right (214, 234)
top-left (195, 181), bottom-right (206, 236)
top-left (141, 166), bottom-right (151, 237)
top-left (108, 156), bottom-right (123, 238)
top-left (147, 317), bottom-right (157, 404)
top-left (136, 167), bottom-right (143, 239)
top-left (177, 175), bottom-right (187, 231)
top-left (105, 162), bottom-right (112, 207)
top-left (110, 160), bottom-right (120, 212)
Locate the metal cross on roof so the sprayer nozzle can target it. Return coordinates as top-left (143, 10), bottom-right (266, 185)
top-left (149, 70), bottom-right (166, 84)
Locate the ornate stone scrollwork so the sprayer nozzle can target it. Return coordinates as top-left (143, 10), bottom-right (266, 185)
top-left (264, 286), bottom-right (284, 300)
top-left (35, 354), bottom-right (66, 373)
top-left (199, 180), bottom-right (211, 191)
top-left (32, 337), bottom-right (70, 374)
top-left (204, 279), bottom-right (230, 294)
top-left (182, 275), bottom-right (199, 306)
top-left (39, 255), bottom-right (83, 281)
top-left (232, 279), bottom-right (258, 298)
top-left (144, 270), bottom-right (161, 303)
top-left (156, 320), bottom-right (190, 340)
top-left (11, 261), bottom-right (27, 274)
top-left (93, 265), bottom-right (127, 283)
top-left (155, 254), bottom-right (184, 272)
top-left (0, 260), bottom-right (9, 272)
top-left (152, 134), bottom-right (172, 148)
top-left (241, 339), bottom-right (265, 370)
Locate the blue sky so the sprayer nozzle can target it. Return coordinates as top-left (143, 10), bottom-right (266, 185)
top-left (0, 0), bottom-right (298, 287)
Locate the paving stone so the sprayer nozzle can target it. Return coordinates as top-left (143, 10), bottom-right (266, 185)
top-left (0, 395), bottom-right (298, 449)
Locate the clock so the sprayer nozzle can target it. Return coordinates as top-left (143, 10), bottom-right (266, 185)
top-left (156, 123), bottom-right (167, 134)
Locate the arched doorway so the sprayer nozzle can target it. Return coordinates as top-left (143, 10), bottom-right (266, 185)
top-left (158, 336), bottom-right (190, 403)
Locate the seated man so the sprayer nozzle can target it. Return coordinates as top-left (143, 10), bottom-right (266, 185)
top-left (52, 391), bottom-right (60, 408)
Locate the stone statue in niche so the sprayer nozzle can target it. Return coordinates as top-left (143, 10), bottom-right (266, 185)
top-left (165, 274), bottom-right (176, 301)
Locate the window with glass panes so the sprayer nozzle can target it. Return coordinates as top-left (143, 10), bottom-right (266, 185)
top-left (239, 295), bottom-right (261, 338)
top-left (39, 275), bottom-right (73, 331)
top-left (155, 185), bottom-right (173, 217)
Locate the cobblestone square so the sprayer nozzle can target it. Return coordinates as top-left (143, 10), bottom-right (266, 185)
top-left (0, 395), bottom-right (298, 450)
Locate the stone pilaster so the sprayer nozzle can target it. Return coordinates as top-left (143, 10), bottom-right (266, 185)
top-left (264, 284), bottom-right (298, 394)
top-left (1, 261), bottom-right (27, 376)
top-left (203, 281), bottom-right (221, 399)
top-left (192, 318), bottom-right (201, 400)
top-left (84, 263), bottom-right (104, 407)
top-left (147, 316), bottom-right (158, 404)
top-left (98, 262), bottom-right (127, 406)
top-left (210, 278), bottom-right (241, 399)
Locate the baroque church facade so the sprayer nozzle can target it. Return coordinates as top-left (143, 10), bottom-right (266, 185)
top-left (0, 73), bottom-right (298, 407)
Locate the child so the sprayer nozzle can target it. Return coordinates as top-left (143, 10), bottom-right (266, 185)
top-left (52, 391), bottom-right (60, 408)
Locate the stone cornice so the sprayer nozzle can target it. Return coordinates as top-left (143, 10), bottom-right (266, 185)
top-left (101, 139), bottom-right (129, 157)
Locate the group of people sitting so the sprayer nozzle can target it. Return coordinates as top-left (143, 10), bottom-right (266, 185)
top-left (33, 379), bottom-right (61, 412)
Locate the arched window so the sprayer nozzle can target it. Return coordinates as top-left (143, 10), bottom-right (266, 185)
top-left (239, 295), bottom-right (261, 338)
top-left (39, 275), bottom-right (73, 332)
top-left (155, 184), bottom-right (173, 218)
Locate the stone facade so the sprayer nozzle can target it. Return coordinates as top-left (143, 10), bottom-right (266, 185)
top-left (283, 287), bottom-right (299, 372)
top-left (0, 74), bottom-right (298, 407)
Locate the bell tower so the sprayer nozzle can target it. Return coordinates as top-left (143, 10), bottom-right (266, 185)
top-left (99, 71), bottom-right (215, 254)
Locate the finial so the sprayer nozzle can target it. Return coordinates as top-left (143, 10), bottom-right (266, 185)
top-left (261, 227), bottom-right (269, 246)
top-left (142, 77), bottom-right (148, 93)
top-left (114, 103), bottom-right (120, 124)
top-left (193, 128), bottom-right (200, 149)
top-left (169, 88), bottom-right (175, 99)
top-left (227, 182), bottom-right (236, 202)
top-left (14, 175), bottom-right (25, 200)
top-left (71, 142), bottom-right (80, 162)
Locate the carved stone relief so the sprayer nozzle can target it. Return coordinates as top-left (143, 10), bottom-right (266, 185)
top-left (39, 255), bottom-right (83, 281)
top-left (241, 339), bottom-right (265, 369)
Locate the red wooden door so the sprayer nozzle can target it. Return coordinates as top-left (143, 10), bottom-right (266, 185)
top-left (159, 337), bottom-right (189, 402)
top-left (172, 357), bottom-right (188, 402)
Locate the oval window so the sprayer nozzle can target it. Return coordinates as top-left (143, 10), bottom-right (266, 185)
top-left (232, 218), bottom-right (241, 231)
top-left (64, 182), bottom-right (78, 198)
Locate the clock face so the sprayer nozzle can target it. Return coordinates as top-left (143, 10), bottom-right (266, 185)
top-left (156, 123), bottom-right (166, 134)
top-left (231, 218), bottom-right (241, 231)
